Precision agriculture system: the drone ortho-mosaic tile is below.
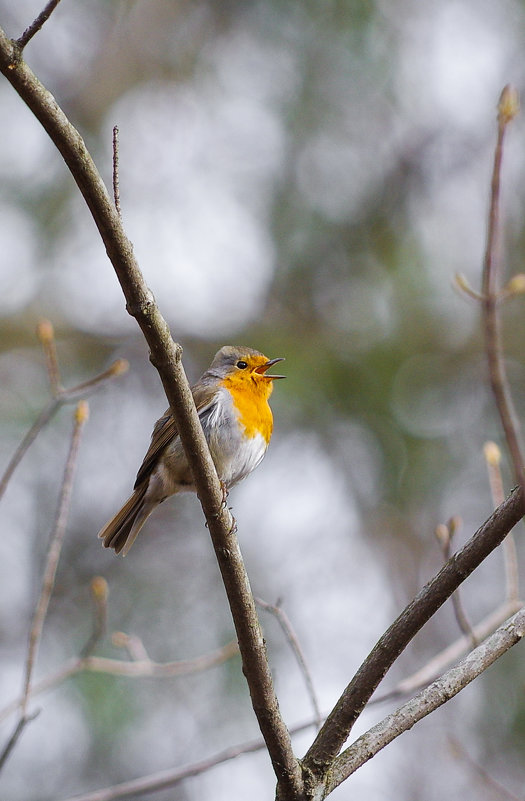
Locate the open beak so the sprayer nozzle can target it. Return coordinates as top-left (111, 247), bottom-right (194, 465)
top-left (254, 357), bottom-right (286, 379)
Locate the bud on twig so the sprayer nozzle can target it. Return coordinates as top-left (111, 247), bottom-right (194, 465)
top-left (109, 358), bottom-right (129, 377)
top-left (498, 85), bottom-right (519, 126)
top-left (36, 318), bottom-right (54, 344)
top-left (483, 441), bottom-right (501, 467)
top-left (90, 576), bottom-right (108, 602)
top-left (75, 400), bottom-right (89, 425)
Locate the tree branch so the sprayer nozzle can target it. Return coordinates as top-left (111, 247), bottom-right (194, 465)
top-left (302, 486), bottom-right (525, 785)
top-left (0, 29), bottom-right (302, 798)
top-left (371, 598), bottom-right (522, 705)
top-left (0, 639), bottom-right (239, 725)
top-left (15, 0), bottom-right (62, 50)
top-left (58, 715), bottom-right (319, 801)
top-left (324, 606), bottom-right (525, 795)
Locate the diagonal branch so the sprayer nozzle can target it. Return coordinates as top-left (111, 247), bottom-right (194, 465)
top-left (302, 485), bottom-right (525, 785)
top-left (371, 598), bottom-right (522, 705)
top-left (0, 30), bottom-right (302, 798)
top-left (325, 606), bottom-right (525, 795)
top-left (15, 0), bottom-right (62, 49)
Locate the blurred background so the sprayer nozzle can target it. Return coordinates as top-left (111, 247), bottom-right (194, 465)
top-left (1, 0), bottom-right (525, 798)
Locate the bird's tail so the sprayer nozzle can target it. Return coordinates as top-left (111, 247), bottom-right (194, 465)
top-left (98, 482), bottom-right (150, 556)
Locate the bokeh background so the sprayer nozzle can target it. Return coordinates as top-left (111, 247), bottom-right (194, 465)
top-left (2, 1), bottom-right (525, 799)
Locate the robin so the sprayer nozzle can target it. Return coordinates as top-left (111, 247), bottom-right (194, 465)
top-left (98, 345), bottom-right (285, 556)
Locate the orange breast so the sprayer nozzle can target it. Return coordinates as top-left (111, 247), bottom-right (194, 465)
top-left (221, 375), bottom-right (274, 444)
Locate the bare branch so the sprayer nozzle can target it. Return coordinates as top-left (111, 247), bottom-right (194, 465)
top-left (481, 86), bottom-right (524, 496)
top-left (302, 485), bottom-right (525, 783)
top-left (257, 597), bottom-right (322, 730)
top-left (0, 711), bottom-right (39, 772)
top-left (371, 599), bottom-right (522, 704)
top-left (0, 30), bottom-right (302, 797)
top-left (325, 606), bottom-right (525, 795)
top-left (21, 401), bottom-right (89, 719)
top-left (449, 737), bottom-right (522, 801)
top-left (0, 639), bottom-right (239, 725)
top-left (57, 716), bottom-right (319, 801)
top-left (0, 398), bottom-right (60, 503)
top-left (80, 643), bottom-right (239, 678)
top-left (15, 0), bottom-right (63, 50)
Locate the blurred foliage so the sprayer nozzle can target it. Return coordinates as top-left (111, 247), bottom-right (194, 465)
top-left (2, 1), bottom-right (525, 799)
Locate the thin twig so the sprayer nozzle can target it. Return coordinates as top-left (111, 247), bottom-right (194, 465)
top-left (256, 597), bottom-right (322, 730)
top-left (0, 640), bottom-right (239, 724)
top-left (448, 737), bottom-right (522, 801)
top-left (481, 86), bottom-right (525, 498)
top-left (78, 643), bottom-right (239, 677)
top-left (453, 272), bottom-right (485, 302)
top-left (484, 440), bottom-right (520, 602)
top-left (62, 358), bottom-right (128, 399)
top-left (16, 0), bottom-right (63, 50)
top-left (0, 711), bottom-right (39, 772)
top-left (325, 607), bottom-right (525, 794)
top-left (112, 125), bottom-right (121, 216)
top-left (435, 518), bottom-right (477, 646)
top-left (0, 398), bottom-right (60, 502)
top-left (57, 716), bottom-right (318, 801)
top-left (21, 401), bottom-right (89, 718)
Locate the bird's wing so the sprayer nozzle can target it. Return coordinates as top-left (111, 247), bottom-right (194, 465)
top-left (133, 384), bottom-right (219, 489)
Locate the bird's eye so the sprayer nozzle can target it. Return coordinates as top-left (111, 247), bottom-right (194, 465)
top-left (236, 360), bottom-right (248, 370)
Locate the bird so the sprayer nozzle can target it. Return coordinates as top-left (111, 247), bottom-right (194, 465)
top-left (98, 345), bottom-right (285, 556)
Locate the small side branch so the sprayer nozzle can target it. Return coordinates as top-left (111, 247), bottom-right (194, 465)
top-left (257, 597), bottom-right (322, 730)
top-left (0, 711), bottom-right (39, 772)
top-left (16, 0), bottom-right (63, 50)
